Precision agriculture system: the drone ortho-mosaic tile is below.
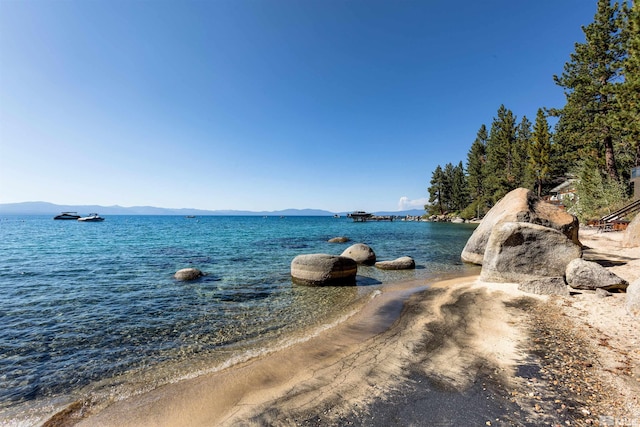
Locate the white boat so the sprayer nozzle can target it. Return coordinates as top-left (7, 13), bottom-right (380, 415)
top-left (77, 213), bottom-right (105, 222)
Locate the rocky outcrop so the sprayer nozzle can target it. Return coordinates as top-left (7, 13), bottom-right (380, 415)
top-left (341, 243), bottom-right (376, 265)
top-left (626, 278), bottom-right (640, 318)
top-left (375, 256), bottom-right (416, 270)
top-left (565, 258), bottom-right (629, 291)
top-left (480, 222), bottom-right (582, 283)
top-left (328, 236), bottom-right (350, 243)
top-left (290, 254), bottom-right (357, 286)
top-left (461, 188), bottom-right (580, 265)
top-left (518, 277), bottom-right (570, 296)
top-left (622, 214), bottom-right (640, 248)
top-left (174, 268), bottom-right (203, 281)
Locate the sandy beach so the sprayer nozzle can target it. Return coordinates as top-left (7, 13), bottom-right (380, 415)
top-left (47, 227), bottom-right (640, 427)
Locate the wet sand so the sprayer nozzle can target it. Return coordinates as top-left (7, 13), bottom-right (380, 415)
top-left (48, 228), bottom-right (640, 427)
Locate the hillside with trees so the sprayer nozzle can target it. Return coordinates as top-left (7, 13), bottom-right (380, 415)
top-left (426, 0), bottom-right (640, 223)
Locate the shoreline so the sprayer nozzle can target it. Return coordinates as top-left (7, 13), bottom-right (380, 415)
top-left (48, 228), bottom-right (640, 426)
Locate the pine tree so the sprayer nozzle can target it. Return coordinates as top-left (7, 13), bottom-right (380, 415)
top-left (552, 0), bottom-right (627, 180)
top-left (466, 125), bottom-right (487, 205)
top-left (442, 163), bottom-right (456, 211)
top-left (484, 105), bottom-right (518, 204)
top-left (427, 165), bottom-right (446, 215)
top-left (618, 1), bottom-right (640, 167)
top-left (452, 161), bottom-right (469, 211)
top-left (514, 116), bottom-right (533, 189)
top-left (529, 108), bottom-right (552, 197)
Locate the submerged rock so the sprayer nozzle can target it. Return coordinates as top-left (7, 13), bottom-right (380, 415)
top-left (290, 254), bottom-right (357, 286)
top-left (480, 222), bottom-right (582, 283)
top-left (341, 243), bottom-right (376, 265)
top-left (174, 268), bottom-right (203, 281)
top-left (566, 258), bottom-right (629, 291)
top-left (375, 256), bottom-right (416, 270)
top-left (461, 188), bottom-right (580, 265)
top-left (328, 236), bottom-right (350, 243)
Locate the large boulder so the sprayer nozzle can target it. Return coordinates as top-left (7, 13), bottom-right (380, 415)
top-left (341, 243), bottom-right (376, 265)
top-left (480, 222), bottom-right (582, 283)
top-left (291, 254), bottom-right (357, 286)
top-left (622, 214), bottom-right (640, 248)
top-left (518, 277), bottom-right (570, 296)
top-left (566, 258), bottom-right (629, 291)
top-left (174, 268), bottom-right (203, 281)
top-left (626, 278), bottom-right (640, 318)
top-left (375, 256), bottom-right (416, 270)
top-left (461, 188), bottom-right (580, 265)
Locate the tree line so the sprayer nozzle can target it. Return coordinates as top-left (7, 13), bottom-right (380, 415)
top-left (427, 0), bottom-right (639, 221)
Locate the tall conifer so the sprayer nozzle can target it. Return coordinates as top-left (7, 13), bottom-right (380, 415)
top-left (427, 165), bottom-right (446, 215)
top-left (618, 1), bottom-right (640, 167)
top-left (466, 125), bottom-right (487, 206)
top-left (515, 116), bottom-right (533, 189)
top-left (485, 105), bottom-right (517, 204)
top-left (552, 0), bottom-right (627, 180)
top-left (529, 108), bottom-right (552, 196)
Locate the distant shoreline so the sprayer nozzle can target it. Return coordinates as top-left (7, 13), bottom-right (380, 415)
top-left (0, 201), bottom-right (426, 217)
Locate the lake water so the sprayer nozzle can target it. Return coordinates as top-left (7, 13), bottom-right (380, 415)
top-left (0, 215), bottom-right (477, 425)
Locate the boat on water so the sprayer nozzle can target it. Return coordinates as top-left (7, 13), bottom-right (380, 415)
top-left (77, 213), bottom-right (105, 222)
top-left (53, 212), bottom-right (81, 220)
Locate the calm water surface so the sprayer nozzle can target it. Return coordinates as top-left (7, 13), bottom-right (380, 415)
top-left (0, 215), bottom-right (476, 424)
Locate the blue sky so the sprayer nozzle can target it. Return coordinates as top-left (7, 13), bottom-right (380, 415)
top-left (1, 0), bottom-right (596, 212)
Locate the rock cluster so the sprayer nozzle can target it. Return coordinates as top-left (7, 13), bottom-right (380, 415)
top-left (291, 242), bottom-right (415, 286)
top-left (480, 222), bottom-right (582, 283)
top-left (464, 188), bottom-right (635, 314)
top-left (461, 188), bottom-right (580, 265)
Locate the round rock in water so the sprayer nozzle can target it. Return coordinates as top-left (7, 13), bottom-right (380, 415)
top-left (174, 268), bottom-right (203, 281)
top-left (291, 254), bottom-right (357, 286)
top-left (328, 236), bottom-right (350, 243)
top-left (341, 243), bottom-right (376, 265)
top-left (375, 256), bottom-right (416, 270)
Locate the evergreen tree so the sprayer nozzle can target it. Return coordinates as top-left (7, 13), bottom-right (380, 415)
top-left (566, 157), bottom-right (629, 222)
top-left (529, 108), bottom-right (552, 196)
top-left (452, 161), bottom-right (469, 212)
top-left (427, 165), bottom-right (446, 215)
top-left (618, 1), bottom-right (640, 167)
top-left (442, 163), bottom-right (455, 211)
top-left (465, 125), bottom-right (488, 217)
top-left (552, 0), bottom-right (627, 180)
top-left (484, 105), bottom-right (518, 204)
top-left (514, 115), bottom-right (533, 189)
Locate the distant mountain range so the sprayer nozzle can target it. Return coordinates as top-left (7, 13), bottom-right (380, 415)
top-left (0, 201), bottom-right (426, 217)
